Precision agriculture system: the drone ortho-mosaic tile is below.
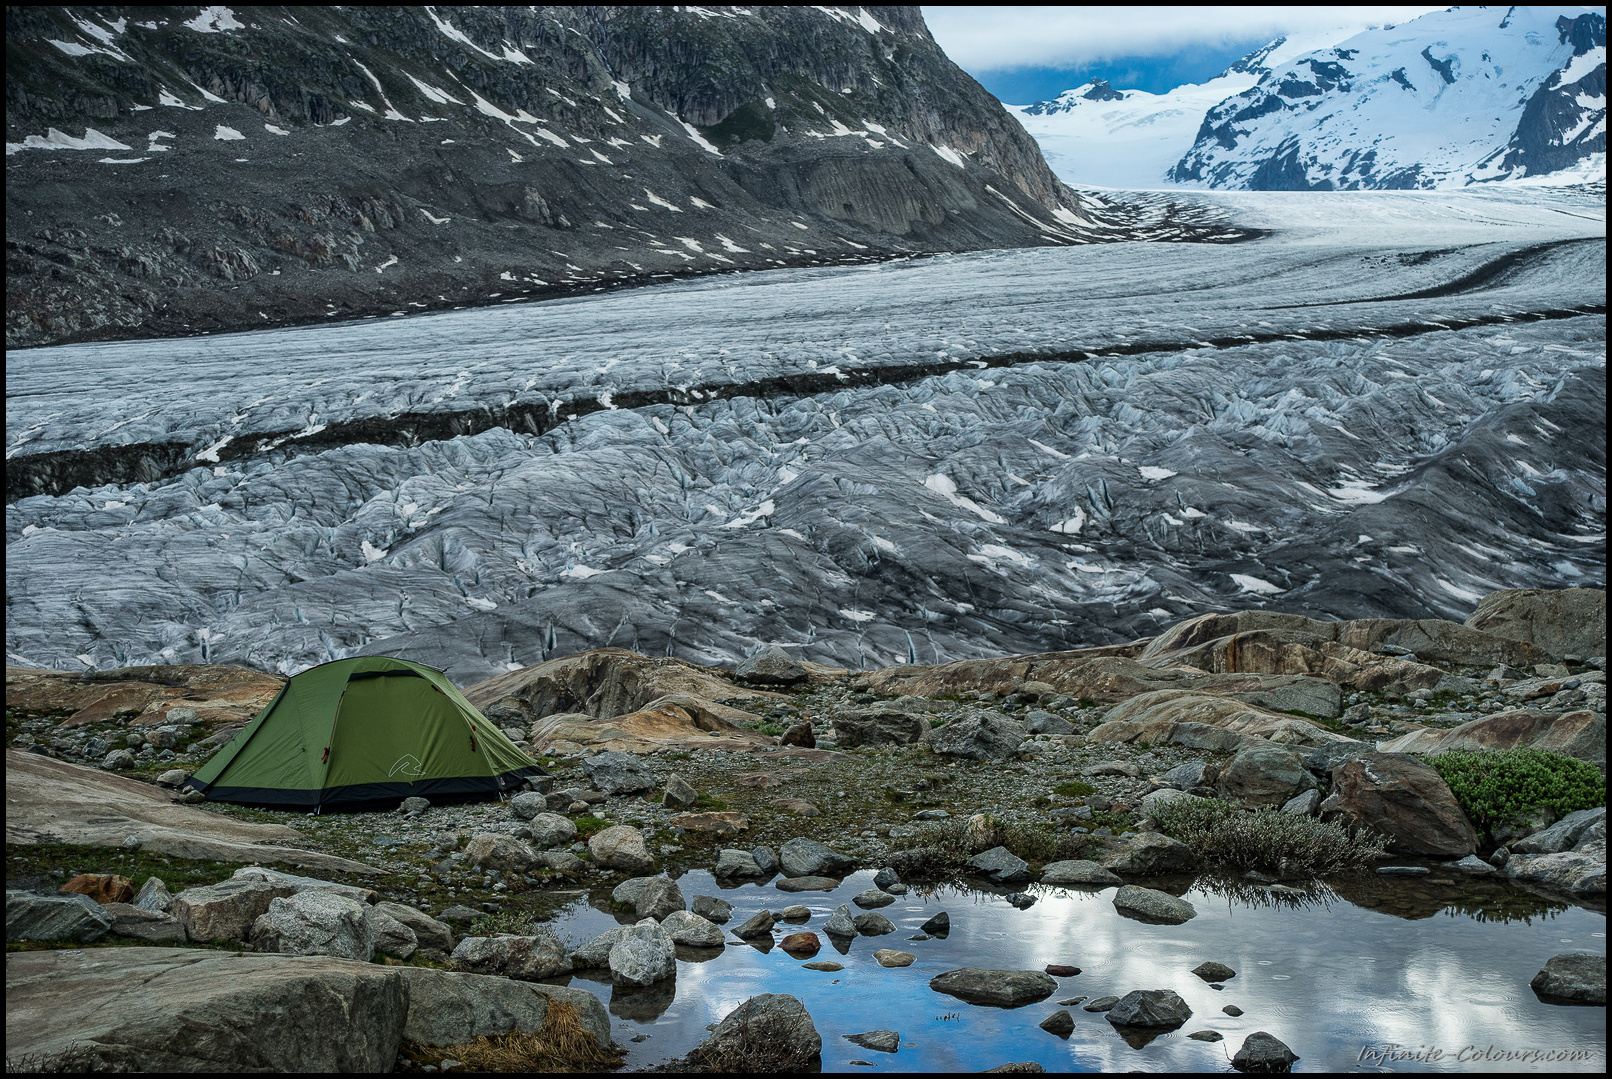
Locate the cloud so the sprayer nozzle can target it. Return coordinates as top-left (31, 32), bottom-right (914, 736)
top-left (922, 6), bottom-right (1445, 71)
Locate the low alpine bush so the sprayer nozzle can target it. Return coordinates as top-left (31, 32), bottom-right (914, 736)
top-left (1425, 748), bottom-right (1603, 836)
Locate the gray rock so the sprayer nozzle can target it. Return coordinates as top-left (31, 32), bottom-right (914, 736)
top-left (920, 911), bottom-right (950, 934)
top-left (465, 833), bottom-right (540, 874)
top-left (400, 796), bottom-right (431, 815)
top-left (663, 773), bottom-right (699, 808)
top-left (1530, 952), bottom-right (1606, 1004)
top-left (133, 876), bottom-right (172, 914)
top-left (451, 932), bottom-right (573, 980)
top-left (845, 1029), bottom-right (901, 1053)
top-left (509, 791), bottom-right (547, 820)
top-left (1138, 787), bottom-right (1203, 818)
top-left (731, 909), bottom-right (776, 939)
top-left (581, 750), bottom-right (657, 795)
top-left (1112, 885), bottom-right (1197, 924)
top-left (1162, 760), bottom-right (1218, 789)
top-left (229, 866), bottom-right (377, 905)
top-left (526, 811), bottom-right (578, 849)
top-left (780, 837), bottom-right (855, 878)
top-left (6, 891), bottom-right (114, 943)
top-left (927, 711), bottom-right (1026, 761)
top-left (779, 904), bottom-right (812, 921)
top-left (1504, 832), bottom-right (1607, 897)
top-left (873, 866), bottom-right (902, 890)
top-left (537, 850), bottom-right (587, 875)
top-left (824, 904), bottom-right (857, 937)
top-left (100, 902), bottom-right (187, 944)
top-left (931, 968), bottom-right (1058, 1007)
top-left (713, 848), bottom-right (767, 879)
top-left (1106, 989), bottom-right (1192, 1028)
top-left (395, 967), bottom-right (610, 1050)
top-left (1092, 833), bottom-right (1197, 875)
top-left (660, 909), bottom-right (725, 947)
top-left (853, 888), bottom-right (897, 909)
top-left (589, 825), bottom-right (654, 874)
top-left (1281, 789), bottom-right (1321, 816)
top-left (154, 768), bottom-right (190, 788)
top-left (1444, 855), bottom-right (1498, 875)
top-left (171, 879), bottom-right (298, 943)
top-left (752, 846), bottom-right (780, 875)
top-left (250, 892), bottom-right (374, 961)
top-left (834, 708), bottom-right (930, 747)
top-left (366, 904), bottom-right (419, 960)
top-left (1083, 996), bottom-right (1119, 1011)
top-left (1375, 866), bottom-right (1430, 877)
top-left (1218, 743), bottom-right (1314, 808)
top-left (1084, 760), bottom-right (1142, 778)
top-left (1466, 588), bottom-right (1607, 661)
top-left (692, 895), bottom-right (733, 923)
top-left (102, 749), bottom-right (136, 770)
top-left (966, 845), bottom-right (1033, 885)
top-left (609, 922), bottom-right (677, 985)
top-left (1039, 1010), bottom-right (1075, 1037)
top-left (737, 646), bottom-right (811, 685)
top-left (693, 994), bottom-right (822, 1070)
top-left (635, 877), bottom-right (686, 922)
top-left (573, 926), bottom-right (633, 969)
top-left (1192, 961), bottom-right (1236, 982)
top-left (375, 901), bottom-right (456, 952)
top-left (1512, 807), bottom-right (1606, 855)
top-left (612, 875), bottom-right (657, 907)
top-left (1025, 710), bottom-right (1074, 736)
top-left (1041, 860), bottom-right (1123, 886)
top-left (1222, 1004), bottom-right (1244, 1016)
top-left (1232, 1031), bottom-right (1300, 1072)
top-left (853, 912), bottom-right (897, 936)
top-left (1189, 1030), bottom-right (1224, 1042)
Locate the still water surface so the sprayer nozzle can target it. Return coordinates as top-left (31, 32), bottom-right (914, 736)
top-left (534, 869), bottom-right (1605, 1072)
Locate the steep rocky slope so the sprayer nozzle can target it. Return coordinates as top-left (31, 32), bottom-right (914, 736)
top-left (5, 5), bottom-right (1189, 349)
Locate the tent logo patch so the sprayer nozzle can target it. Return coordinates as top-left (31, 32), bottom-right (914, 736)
top-left (388, 754), bottom-right (426, 777)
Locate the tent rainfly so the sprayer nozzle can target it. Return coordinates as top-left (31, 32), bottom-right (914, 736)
top-left (188, 657), bottom-right (545, 812)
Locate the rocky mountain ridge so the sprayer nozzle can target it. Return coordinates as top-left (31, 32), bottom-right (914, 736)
top-left (4, 5), bottom-right (1215, 349)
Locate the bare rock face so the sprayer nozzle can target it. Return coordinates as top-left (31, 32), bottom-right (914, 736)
top-left (1379, 708), bottom-right (1604, 765)
top-left (1465, 588), bottom-right (1607, 661)
top-left (1321, 752), bottom-right (1478, 858)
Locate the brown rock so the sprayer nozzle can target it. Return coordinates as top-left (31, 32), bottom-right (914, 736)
top-left (1323, 752), bottom-right (1478, 857)
top-left (60, 873), bottom-right (135, 905)
top-left (1044, 964), bottom-right (1081, 977)
top-left (5, 663), bottom-right (284, 728)
top-left (780, 932), bottom-right (821, 956)
top-left (1464, 588), bottom-right (1606, 661)
top-left (780, 721), bottom-right (815, 748)
top-left (777, 798), bottom-right (822, 816)
top-left (667, 811), bottom-right (750, 836)
top-left (1378, 710), bottom-right (1604, 765)
top-left (802, 960), bottom-right (844, 971)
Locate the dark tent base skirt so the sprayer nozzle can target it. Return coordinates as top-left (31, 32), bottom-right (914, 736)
top-left (194, 767), bottom-right (548, 813)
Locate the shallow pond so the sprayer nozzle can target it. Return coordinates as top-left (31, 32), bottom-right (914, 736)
top-left (534, 869), bottom-right (1605, 1072)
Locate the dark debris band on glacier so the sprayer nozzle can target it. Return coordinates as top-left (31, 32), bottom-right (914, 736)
top-left (5, 189), bottom-right (1606, 683)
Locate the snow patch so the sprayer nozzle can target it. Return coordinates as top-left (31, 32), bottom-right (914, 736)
top-left (1138, 466), bottom-right (1178, 480)
top-left (924, 473), bottom-right (1005, 524)
top-left (7, 128), bottom-right (131, 155)
top-left (184, 7), bottom-right (243, 33)
top-left (1230, 573), bottom-right (1285, 595)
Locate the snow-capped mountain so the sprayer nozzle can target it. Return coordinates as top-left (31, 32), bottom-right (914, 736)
top-left (1170, 6), bottom-right (1606, 190)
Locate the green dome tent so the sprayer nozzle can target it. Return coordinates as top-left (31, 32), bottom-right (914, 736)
top-left (189, 657), bottom-right (545, 812)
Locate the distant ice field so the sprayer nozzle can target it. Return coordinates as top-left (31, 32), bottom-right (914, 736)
top-left (6, 187), bottom-right (1606, 681)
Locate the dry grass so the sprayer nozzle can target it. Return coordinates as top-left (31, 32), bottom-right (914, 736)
top-left (402, 1001), bottom-right (623, 1073)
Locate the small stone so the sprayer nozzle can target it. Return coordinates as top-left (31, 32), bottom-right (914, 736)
top-left (780, 932), bottom-right (821, 955)
top-left (1232, 1032), bottom-right (1299, 1072)
top-left (853, 912), bottom-right (896, 936)
top-left (1082, 996), bottom-right (1119, 1012)
top-left (1006, 892), bottom-right (1036, 909)
top-left (662, 774), bottom-right (699, 809)
top-left (1057, 996), bottom-right (1086, 1006)
top-left (731, 910), bottom-right (776, 940)
top-left (1038, 1010), bottom-right (1075, 1037)
top-left (775, 875), bottom-right (840, 892)
top-left (1113, 885), bottom-right (1196, 924)
top-left (803, 961), bottom-right (844, 972)
top-left (873, 867), bottom-right (902, 890)
top-left (853, 888), bottom-right (896, 909)
top-left (691, 895), bottom-right (732, 924)
top-left (1188, 1030), bottom-right (1223, 1042)
top-left (1044, 964), bottom-right (1081, 977)
top-left (919, 911), bottom-right (949, 935)
top-left (778, 904), bottom-right (812, 922)
top-left (844, 1030), bottom-right (899, 1053)
top-left (1192, 961), bottom-right (1236, 982)
top-left (1223, 1004), bottom-right (1244, 1017)
top-left (874, 949), bottom-right (915, 967)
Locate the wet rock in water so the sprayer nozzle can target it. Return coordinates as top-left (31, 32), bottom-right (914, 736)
top-left (1039, 1010), bottom-right (1075, 1037)
top-left (662, 773), bottom-right (699, 808)
top-left (1082, 996), bottom-right (1119, 1012)
top-left (465, 833), bottom-right (540, 874)
top-left (824, 904), bottom-right (857, 937)
top-left (609, 922), bottom-right (677, 986)
top-left (573, 926), bottom-right (634, 969)
top-left (635, 877), bottom-right (686, 922)
top-left (612, 876), bottom-right (657, 908)
top-left (844, 1029), bottom-right (900, 1053)
top-left (920, 911), bottom-right (950, 935)
top-left (1530, 952), bottom-right (1606, 1004)
top-left (1041, 860), bottom-right (1123, 886)
top-left (776, 875), bottom-right (841, 892)
top-left (804, 961), bottom-right (844, 972)
top-left (1375, 866), bottom-right (1431, 877)
top-left (967, 846), bottom-right (1033, 885)
top-left (930, 968), bottom-right (1058, 1007)
top-left (779, 904), bottom-right (812, 922)
top-left (6, 890), bottom-right (114, 943)
top-left (732, 910), bottom-right (776, 940)
top-left (660, 910), bottom-right (725, 948)
top-left (582, 750), bottom-right (657, 795)
top-left (780, 932), bottom-right (821, 955)
top-left (980, 1064), bottom-right (1045, 1073)
top-left (590, 825), bottom-right (654, 874)
top-left (780, 721), bottom-right (816, 748)
top-left (692, 895), bottom-right (733, 923)
top-left (853, 912), bottom-right (897, 936)
top-left (713, 849), bottom-right (767, 880)
top-left (1232, 1031), bottom-right (1300, 1072)
top-left (452, 933), bottom-right (572, 980)
top-left (1444, 855), bottom-right (1498, 875)
top-left (59, 873), bottom-right (135, 905)
top-left (1057, 996), bottom-right (1086, 1007)
top-left (1321, 752), bottom-right (1478, 857)
top-left (873, 867), bottom-right (902, 891)
top-left (875, 949), bottom-right (916, 967)
top-left (781, 837), bottom-right (856, 878)
top-left (1107, 989), bottom-right (1191, 1028)
top-left (1044, 964), bottom-right (1081, 977)
top-left (928, 711), bottom-right (1026, 761)
top-left (1512, 807), bottom-right (1606, 855)
top-left (1223, 1004), bottom-right (1244, 1016)
top-left (1006, 892), bottom-right (1036, 909)
top-left (738, 646), bottom-right (811, 686)
top-left (854, 888), bottom-right (897, 909)
top-left (692, 994), bottom-right (822, 1070)
top-left (1189, 1030), bottom-right (1224, 1042)
top-left (753, 846), bottom-right (780, 875)
top-left (1113, 885), bottom-right (1197, 924)
top-left (1193, 961), bottom-right (1236, 982)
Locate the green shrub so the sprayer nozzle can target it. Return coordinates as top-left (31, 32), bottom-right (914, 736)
top-left (1154, 798), bottom-right (1388, 875)
top-left (1426, 748), bottom-right (1604, 836)
top-left (887, 814), bottom-right (1085, 870)
top-left (1052, 781), bottom-right (1097, 798)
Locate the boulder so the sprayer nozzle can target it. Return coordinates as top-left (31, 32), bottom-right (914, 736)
top-left (229, 866), bottom-right (377, 905)
top-left (101, 902), bottom-right (187, 943)
top-left (366, 904), bottom-right (419, 960)
top-left (732, 910), bottom-right (776, 939)
top-left (1041, 860), bottom-right (1123, 886)
top-left (853, 888), bottom-right (897, 909)
top-left (1378, 710), bottom-right (1605, 765)
top-left (249, 892), bottom-right (374, 961)
top-left (399, 796), bottom-right (430, 815)
top-left (133, 876), bottom-right (172, 913)
top-left (1025, 710), bottom-right (1074, 736)
top-left (610, 922), bottom-right (677, 985)
top-left (1281, 790), bottom-right (1321, 816)
top-left (833, 709), bottom-right (929, 748)
top-left (1091, 833), bottom-right (1197, 875)
top-left (395, 967), bottom-right (611, 1049)
top-left (661, 909), bottom-right (725, 947)
top-left (1465, 588), bottom-right (1607, 661)
top-left (1112, 886), bottom-right (1196, 924)
top-left (1529, 952), bottom-right (1606, 1004)
top-left (375, 901), bottom-right (455, 952)
top-left (171, 878), bottom-right (299, 943)
top-left (612, 876), bottom-right (657, 907)
top-left (527, 812), bottom-right (578, 849)
top-left (581, 750), bottom-right (658, 795)
top-left (753, 846), bottom-right (780, 874)
top-left (780, 837), bottom-right (855, 878)
top-left (1217, 743), bottom-right (1315, 808)
top-left (589, 825), bottom-right (654, 874)
top-left (929, 969), bottom-right (1058, 1008)
top-left (1232, 1031), bottom-right (1300, 1072)
top-left (509, 791), bottom-right (547, 820)
top-left (967, 846), bottom-right (1033, 885)
top-left (662, 773), bottom-right (699, 808)
top-left (692, 994), bottom-right (822, 1070)
top-left (59, 873), bottom-right (135, 905)
top-left (635, 877), bottom-right (686, 921)
top-left (1504, 822), bottom-right (1606, 896)
top-left (853, 912), bottom-right (897, 935)
top-left (780, 721), bottom-right (816, 748)
top-left (737, 646), bottom-right (811, 685)
top-left (926, 711), bottom-right (1025, 761)
top-left (6, 890), bottom-right (114, 942)
top-left (713, 849), bottom-right (767, 880)
top-left (1161, 760), bottom-right (1217, 789)
top-left (692, 895), bottom-right (733, 923)
top-left (1512, 808), bottom-right (1606, 855)
top-left (451, 933), bottom-right (573, 980)
top-left (464, 833), bottom-right (540, 874)
top-left (5, 946), bottom-right (405, 1072)
top-left (1106, 989), bottom-right (1192, 1028)
top-left (1321, 752), bottom-right (1478, 857)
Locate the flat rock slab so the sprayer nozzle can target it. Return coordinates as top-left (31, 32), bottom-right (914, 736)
top-left (4, 750), bottom-right (376, 875)
top-left (6, 946), bottom-right (406, 1071)
top-left (1530, 952), bottom-right (1606, 1005)
top-left (930, 968), bottom-right (1058, 1008)
top-left (1113, 885), bottom-right (1197, 924)
top-left (776, 876), bottom-right (842, 892)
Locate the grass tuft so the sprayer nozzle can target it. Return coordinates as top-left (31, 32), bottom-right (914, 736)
top-left (1153, 798), bottom-right (1388, 875)
top-left (402, 1000), bottom-right (623, 1072)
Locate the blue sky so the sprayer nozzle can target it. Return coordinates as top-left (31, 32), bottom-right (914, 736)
top-left (923, 6), bottom-right (1443, 104)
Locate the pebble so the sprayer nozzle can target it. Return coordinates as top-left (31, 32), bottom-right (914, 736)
top-left (803, 961), bottom-right (844, 972)
top-left (1375, 866), bottom-right (1431, 877)
top-left (1057, 996), bottom-right (1086, 1006)
top-left (1223, 1005), bottom-right (1244, 1017)
top-left (1188, 1030), bottom-right (1223, 1042)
